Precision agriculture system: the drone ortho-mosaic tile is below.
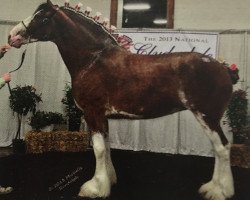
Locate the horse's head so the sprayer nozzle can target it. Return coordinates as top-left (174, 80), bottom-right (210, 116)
top-left (8, 0), bottom-right (58, 48)
top-left (9, 0), bottom-right (122, 52)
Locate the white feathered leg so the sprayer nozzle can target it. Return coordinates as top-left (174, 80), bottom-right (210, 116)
top-left (78, 133), bottom-right (111, 198)
top-left (194, 113), bottom-right (234, 200)
top-left (0, 186), bottom-right (13, 194)
top-left (199, 131), bottom-right (234, 200)
top-left (105, 136), bottom-right (117, 185)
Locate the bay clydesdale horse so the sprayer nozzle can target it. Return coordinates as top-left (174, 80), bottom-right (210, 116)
top-left (8, 1), bottom-right (239, 199)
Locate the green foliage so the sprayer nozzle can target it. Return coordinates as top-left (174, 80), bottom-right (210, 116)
top-left (226, 89), bottom-right (248, 134)
top-left (9, 85), bottom-right (42, 139)
top-left (29, 111), bottom-right (65, 131)
top-left (9, 85), bottom-right (42, 116)
top-left (61, 84), bottom-right (82, 131)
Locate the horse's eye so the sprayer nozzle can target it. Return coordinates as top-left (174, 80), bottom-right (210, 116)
top-left (42, 18), bottom-right (49, 24)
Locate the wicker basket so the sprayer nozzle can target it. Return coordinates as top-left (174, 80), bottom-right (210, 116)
top-left (25, 131), bottom-right (89, 154)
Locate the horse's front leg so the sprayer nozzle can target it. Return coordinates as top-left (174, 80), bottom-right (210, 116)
top-left (105, 134), bottom-right (117, 186)
top-left (79, 133), bottom-right (111, 198)
top-left (78, 116), bottom-right (116, 198)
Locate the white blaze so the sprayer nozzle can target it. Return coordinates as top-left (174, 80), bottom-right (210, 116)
top-left (9, 16), bottom-right (32, 38)
top-left (9, 11), bottom-right (42, 47)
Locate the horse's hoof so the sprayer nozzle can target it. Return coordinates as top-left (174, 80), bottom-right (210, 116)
top-left (73, 196), bottom-right (96, 200)
top-left (77, 194), bottom-right (106, 200)
top-left (199, 181), bottom-right (227, 200)
top-left (78, 177), bottom-right (110, 199)
top-left (0, 186), bottom-right (13, 195)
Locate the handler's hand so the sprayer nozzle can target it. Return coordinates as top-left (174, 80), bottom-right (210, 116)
top-left (3, 73), bottom-right (11, 83)
top-left (0, 44), bottom-right (11, 54)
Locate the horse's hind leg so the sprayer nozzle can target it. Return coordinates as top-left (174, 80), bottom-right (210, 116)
top-left (194, 113), bottom-right (234, 200)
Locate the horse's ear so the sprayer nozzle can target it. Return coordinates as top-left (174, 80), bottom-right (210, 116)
top-left (47, 0), bottom-right (54, 7)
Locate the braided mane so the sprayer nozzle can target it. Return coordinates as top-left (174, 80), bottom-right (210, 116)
top-left (61, 5), bottom-right (119, 46)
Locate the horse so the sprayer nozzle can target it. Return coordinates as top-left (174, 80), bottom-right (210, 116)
top-left (8, 1), bottom-right (239, 199)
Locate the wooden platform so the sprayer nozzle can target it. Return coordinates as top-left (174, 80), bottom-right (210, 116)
top-left (25, 131), bottom-right (89, 154)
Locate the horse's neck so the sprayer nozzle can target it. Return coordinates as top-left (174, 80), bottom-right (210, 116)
top-left (53, 10), bottom-right (116, 77)
top-left (55, 39), bottom-right (90, 77)
top-left (55, 36), bottom-right (115, 78)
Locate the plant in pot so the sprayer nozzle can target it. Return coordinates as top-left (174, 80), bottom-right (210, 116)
top-left (9, 85), bottom-right (42, 153)
top-left (29, 110), bottom-right (65, 131)
top-left (62, 84), bottom-right (83, 131)
top-left (226, 89), bottom-right (248, 144)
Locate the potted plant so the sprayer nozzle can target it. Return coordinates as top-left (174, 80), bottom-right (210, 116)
top-left (29, 110), bottom-right (65, 131)
top-left (226, 89), bottom-right (248, 144)
top-left (9, 85), bottom-right (42, 153)
top-left (62, 84), bottom-right (83, 131)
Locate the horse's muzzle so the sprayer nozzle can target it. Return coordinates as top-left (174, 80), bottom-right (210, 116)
top-left (8, 34), bottom-right (23, 48)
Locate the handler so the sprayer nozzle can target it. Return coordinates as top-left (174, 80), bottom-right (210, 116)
top-left (0, 44), bottom-right (13, 194)
top-left (0, 45), bottom-right (11, 90)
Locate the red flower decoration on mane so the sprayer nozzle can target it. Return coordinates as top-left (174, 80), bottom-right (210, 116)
top-left (116, 35), bottom-right (133, 51)
top-left (230, 64), bottom-right (237, 71)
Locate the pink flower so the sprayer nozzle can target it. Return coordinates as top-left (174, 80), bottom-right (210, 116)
top-left (230, 64), bottom-right (237, 71)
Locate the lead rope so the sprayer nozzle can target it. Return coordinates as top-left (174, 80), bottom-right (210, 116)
top-left (7, 39), bottom-right (29, 96)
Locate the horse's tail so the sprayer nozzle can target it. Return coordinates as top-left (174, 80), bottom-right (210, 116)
top-left (227, 64), bottom-right (239, 85)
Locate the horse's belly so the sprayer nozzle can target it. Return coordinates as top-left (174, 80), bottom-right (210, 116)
top-left (105, 106), bottom-right (142, 119)
top-left (105, 101), bottom-right (185, 120)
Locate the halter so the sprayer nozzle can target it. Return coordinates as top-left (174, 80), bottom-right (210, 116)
top-left (21, 21), bottom-right (28, 30)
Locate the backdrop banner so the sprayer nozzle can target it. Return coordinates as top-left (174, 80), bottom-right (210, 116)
top-left (119, 31), bottom-right (218, 58)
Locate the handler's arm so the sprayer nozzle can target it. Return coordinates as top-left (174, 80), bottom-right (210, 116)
top-left (0, 78), bottom-right (6, 89)
top-left (0, 52), bottom-right (4, 59)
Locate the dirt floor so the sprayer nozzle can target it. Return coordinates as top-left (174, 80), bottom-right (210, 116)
top-left (0, 149), bottom-right (249, 200)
